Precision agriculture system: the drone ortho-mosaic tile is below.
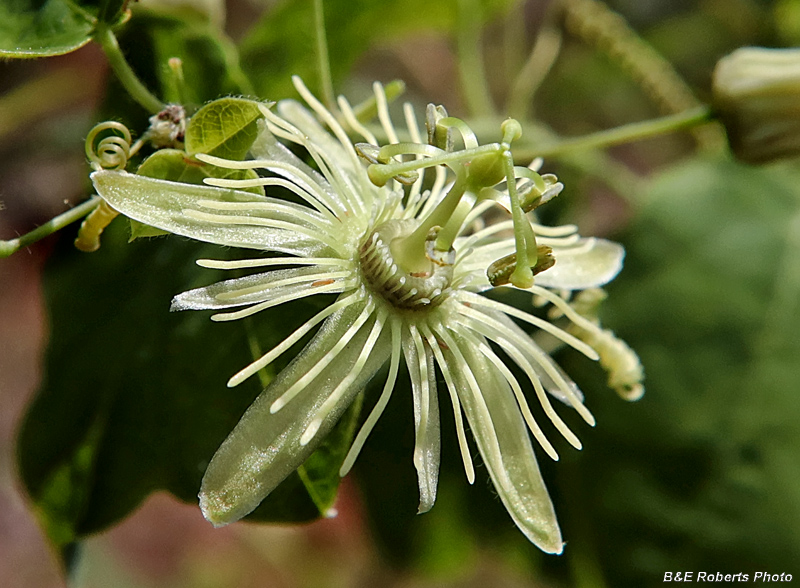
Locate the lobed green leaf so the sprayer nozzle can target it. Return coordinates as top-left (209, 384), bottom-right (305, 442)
top-left (185, 98), bottom-right (267, 160)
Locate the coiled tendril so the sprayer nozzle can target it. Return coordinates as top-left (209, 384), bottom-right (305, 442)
top-left (77, 121), bottom-right (139, 251)
top-left (85, 121), bottom-right (134, 171)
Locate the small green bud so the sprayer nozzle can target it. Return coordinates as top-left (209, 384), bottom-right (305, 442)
top-left (712, 47), bottom-right (800, 163)
top-left (146, 104), bottom-right (186, 149)
top-left (501, 118), bottom-right (523, 144)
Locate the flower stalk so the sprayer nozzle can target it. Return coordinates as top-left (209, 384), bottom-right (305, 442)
top-left (0, 197), bottom-right (101, 258)
top-left (526, 105), bottom-right (714, 159)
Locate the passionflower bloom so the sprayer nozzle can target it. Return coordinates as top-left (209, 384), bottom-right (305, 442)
top-left (92, 77), bottom-right (635, 554)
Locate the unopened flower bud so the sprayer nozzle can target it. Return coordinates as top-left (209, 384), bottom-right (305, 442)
top-left (146, 104), bottom-right (186, 149)
top-left (712, 47), bottom-right (800, 163)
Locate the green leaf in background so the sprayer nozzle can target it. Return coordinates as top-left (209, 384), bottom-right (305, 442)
top-left (0, 0), bottom-right (96, 57)
top-left (0, 0), bottom-right (127, 58)
top-left (128, 218), bottom-right (170, 241)
top-left (185, 98), bottom-right (267, 160)
top-left (555, 157), bottom-right (800, 584)
top-left (17, 218), bottom-right (361, 555)
top-left (239, 0), bottom-right (515, 99)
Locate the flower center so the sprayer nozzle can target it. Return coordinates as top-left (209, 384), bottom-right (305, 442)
top-left (359, 220), bottom-right (454, 310)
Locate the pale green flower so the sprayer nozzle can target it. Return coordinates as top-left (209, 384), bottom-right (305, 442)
top-left (92, 77), bottom-right (630, 554)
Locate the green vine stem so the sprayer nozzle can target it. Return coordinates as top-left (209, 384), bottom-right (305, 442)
top-left (457, 0), bottom-right (496, 117)
top-left (0, 197), bottom-right (102, 258)
top-left (506, 0), bottom-right (564, 120)
top-left (313, 0), bottom-right (335, 111)
top-left (94, 23), bottom-right (164, 114)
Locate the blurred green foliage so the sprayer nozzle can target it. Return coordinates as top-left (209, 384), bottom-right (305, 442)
top-left (557, 158), bottom-right (800, 584)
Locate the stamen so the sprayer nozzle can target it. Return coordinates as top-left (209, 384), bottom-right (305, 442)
top-left (435, 116), bottom-right (479, 149)
top-left (502, 148), bottom-right (536, 289)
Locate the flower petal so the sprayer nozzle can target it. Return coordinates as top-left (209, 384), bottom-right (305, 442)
top-left (91, 170), bottom-right (333, 256)
top-left (199, 300), bottom-right (391, 526)
top-left (439, 327), bottom-right (564, 554)
top-left (535, 238), bottom-right (624, 290)
top-left (402, 324), bottom-right (441, 514)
